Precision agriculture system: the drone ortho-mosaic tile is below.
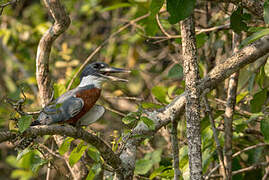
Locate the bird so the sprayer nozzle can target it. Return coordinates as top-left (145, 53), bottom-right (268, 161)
top-left (31, 62), bottom-right (130, 126)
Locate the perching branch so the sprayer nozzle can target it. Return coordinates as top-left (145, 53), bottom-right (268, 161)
top-left (0, 125), bottom-right (122, 172)
top-left (36, 0), bottom-right (70, 107)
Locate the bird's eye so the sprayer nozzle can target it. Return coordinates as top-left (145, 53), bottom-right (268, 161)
top-left (93, 64), bottom-right (100, 69)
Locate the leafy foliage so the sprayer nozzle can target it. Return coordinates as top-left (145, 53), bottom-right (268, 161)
top-left (18, 115), bottom-right (32, 133)
top-left (230, 7), bottom-right (249, 34)
top-left (167, 0), bottom-right (196, 24)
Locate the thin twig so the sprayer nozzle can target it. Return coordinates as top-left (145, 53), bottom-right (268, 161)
top-left (204, 143), bottom-right (268, 179)
top-left (46, 142), bottom-right (53, 180)
top-left (232, 161), bottom-right (269, 175)
top-left (213, 98), bottom-right (252, 116)
top-left (203, 96), bottom-right (225, 175)
top-left (104, 96), bottom-right (143, 101)
top-left (232, 143), bottom-right (268, 158)
top-left (156, 14), bottom-right (172, 38)
top-left (0, 0), bottom-right (18, 15)
top-left (170, 118), bottom-right (181, 179)
top-left (105, 106), bottom-right (126, 117)
top-left (4, 88), bottom-right (41, 116)
top-left (39, 143), bottom-right (63, 159)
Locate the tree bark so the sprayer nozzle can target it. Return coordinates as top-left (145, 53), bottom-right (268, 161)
top-left (223, 32), bottom-right (240, 180)
top-left (36, 0), bottom-right (70, 107)
top-left (181, 15), bottom-right (203, 180)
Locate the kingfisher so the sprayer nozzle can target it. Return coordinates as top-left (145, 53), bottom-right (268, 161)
top-left (32, 62), bottom-right (130, 126)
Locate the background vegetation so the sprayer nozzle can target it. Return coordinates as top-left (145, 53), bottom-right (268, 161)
top-left (0, 0), bottom-right (268, 179)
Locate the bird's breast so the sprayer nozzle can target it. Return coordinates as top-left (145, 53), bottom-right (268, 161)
top-left (65, 88), bottom-right (101, 125)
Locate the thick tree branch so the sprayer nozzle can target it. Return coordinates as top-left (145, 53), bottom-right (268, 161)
top-left (120, 34), bottom-right (269, 177)
top-left (208, 0), bottom-right (264, 20)
top-left (0, 125), bottom-right (122, 171)
top-left (36, 0), bottom-right (70, 106)
top-left (181, 15), bottom-right (203, 180)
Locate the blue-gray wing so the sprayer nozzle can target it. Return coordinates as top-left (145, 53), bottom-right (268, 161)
top-left (37, 96), bottom-right (84, 125)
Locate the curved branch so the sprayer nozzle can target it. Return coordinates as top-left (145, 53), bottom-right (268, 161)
top-left (36, 0), bottom-right (70, 106)
top-left (0, 125), bottom-right (122, 171)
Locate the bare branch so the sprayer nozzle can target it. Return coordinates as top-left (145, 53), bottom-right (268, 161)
top-left (232, 161), bottom-right (269, 175)
top-left (223, 32), bottom-right (241, 180)
top-left (36, 0), bottom-right (70, 107)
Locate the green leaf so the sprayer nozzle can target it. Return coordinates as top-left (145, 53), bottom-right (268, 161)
top-left (261, 118), bottom-right (269, 143)
top-left (122, 112), bottom-right (139, 125)
top-left (135, 159), bottom-right (153, 175)
top-left (58, 137), bottom-right (74, 155)
top-left (250, 89), bottom-right (267, 113)
top-left (30, 154), bottom-right (47, 172)
top-left (264, 0), bottom-right (269, 24)
top-left (152, 86), bottom-right (168, 104)
top-left (86, 163), bottom-right (102, 180)
top-left (17, 148), bottom-right (31, 161)
top-left (101, 3), bottom-right (132, 12)
top-left (167, 0), bottom-right (196, 24)
top-left (257, 66), bottom-right (265, 88)
top-left (141, 102), bottom-right (163, 109)
top-left (144, 0), bottom-right (164, 36)
top-left (11, 169), bottom-right (33, 180)
top-left (230, 7), bottom-right (248, 34)
top-left (236, 91), bottom-right (248, 103)
top-left (196, 33), bottom-right (208, 48)
top-left (240, 28), bottom-right (269, 48)
top-left (145, 14), bottom-right (158, 36)
top-left (264, 58), bottom-right (269, 77)
top-left (150, 0), bottom-right (164, 15)
top-left (69, 142), bottom-right (88, 166)
top-left (87, 146), bottom-right (101, 162)
top-left (18, 115), bottom-right (32, 133)
top-left (151, 149), bottom-right (162, 164)
top-left (53, 83), bottom-right (66, 99)
top-left (150, 166), bottom-right (168, 179)
top-left (141, 116), bottom-right (155, 130)
top-left (168, 64), bottom-right (183, 79)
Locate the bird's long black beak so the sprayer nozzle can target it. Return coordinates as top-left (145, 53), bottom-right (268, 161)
top-left (99, 67), bottom-right (131, 82)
